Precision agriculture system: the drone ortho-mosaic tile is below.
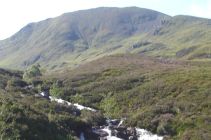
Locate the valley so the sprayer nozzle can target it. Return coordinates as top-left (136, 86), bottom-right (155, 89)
top-left (38, 90), bottom-right (163, 140)
top-left (0, 7), bottom-right (210, 140)
top-left (0, 54), bottom-right (210, 139)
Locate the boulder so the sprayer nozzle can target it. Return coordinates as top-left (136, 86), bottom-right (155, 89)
top-left (116, 126), bottom-right (128, 139)
top-left (93, 129), bottom-right (109, 137)
top-left (127, 127), bottom-right (137, 136)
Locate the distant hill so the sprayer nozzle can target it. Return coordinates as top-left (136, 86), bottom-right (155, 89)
top-left (0, 7), bottom-right (210, 69)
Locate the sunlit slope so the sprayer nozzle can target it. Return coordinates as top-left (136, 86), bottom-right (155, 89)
top-left (43, 54), bottom-right (211, 140)
top-left (0, 7), bottom-right (210, 69)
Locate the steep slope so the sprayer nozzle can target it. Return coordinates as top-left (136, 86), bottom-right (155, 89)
top-left (42, 54), bottom-right (211, 140)
top-left (0, 68), bottom-right (106, 140)
top-left (0, 7), bottom-right (211, 70)
top-left (145, 16), bottom-right (211, 59)
top-left (0, 7), bottom-right (170, 69)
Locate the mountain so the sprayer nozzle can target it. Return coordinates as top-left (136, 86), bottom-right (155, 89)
top-left (0, 54), bottom-right (211, 139)
top-left (0, 7), bottom-right (211, 139)
top-left (0, 7), bottom-right (210, 70)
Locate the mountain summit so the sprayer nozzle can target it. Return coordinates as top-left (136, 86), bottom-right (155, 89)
top-left (0, 7), bottom-right (210, 69)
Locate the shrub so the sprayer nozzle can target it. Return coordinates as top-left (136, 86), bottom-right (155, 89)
top-left (49, 82), bottom-right (65, 98)
top-left (80, 110), bottom-right (106, 126)
top-left (23, 64), bottom-right (42, 80)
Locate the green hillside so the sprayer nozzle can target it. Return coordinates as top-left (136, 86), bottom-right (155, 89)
top-left (0, 68), bottom-right (104, 140)
top-left (0, 7), bottom-right (210, 140)
top-left (0, 54), bottom-right (211, 139)
top-left (42, 54), bottom-right (211, 140)
top-left (0, 7), bottom-right (210, 70)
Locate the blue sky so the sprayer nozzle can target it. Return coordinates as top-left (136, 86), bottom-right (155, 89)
top-left (0, 0), bottom-right (210, 40)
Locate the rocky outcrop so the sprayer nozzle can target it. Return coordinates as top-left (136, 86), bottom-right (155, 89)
top-left (92, 119), bottom-right (140, 140)
top-left (37, 91), bottom-right (163, 140)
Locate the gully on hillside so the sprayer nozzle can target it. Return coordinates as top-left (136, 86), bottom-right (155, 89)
top-left (38, 91), bottom-right (163, 140)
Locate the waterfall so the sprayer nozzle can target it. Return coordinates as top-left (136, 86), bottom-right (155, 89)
top-left (38, 92), bottom-right (163, 140)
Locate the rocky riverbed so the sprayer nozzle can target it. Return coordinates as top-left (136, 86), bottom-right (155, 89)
top-left (92, 119), bottom-right (163, 140)
top-left (38, 91), bottom-right (163, 140)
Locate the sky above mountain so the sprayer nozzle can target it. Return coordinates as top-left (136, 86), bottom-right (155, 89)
top-left (0, 0), bottom-right (210, 40)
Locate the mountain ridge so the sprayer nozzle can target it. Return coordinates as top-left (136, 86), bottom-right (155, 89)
top-left (0, 7), bottom-right (210, 70)
top-left (0, 7), bottom-right (211, 140)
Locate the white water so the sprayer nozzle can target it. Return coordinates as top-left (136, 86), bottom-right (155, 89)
top-left (73, 103), bottom-right (96, 112)
top-left (39, 92), bottom-right (46, 97)
top-left (102, 127), bottom-right (122, 140)
top-left (39, 92), bottom-right (96, 112)
top-left (136, 128), bottom-right (163, 140)
top-left (39, 92), bottom-right (163, 140)
top-left (117, 118), bottom-right (125, 127)
top-left (101, 127), bottom-right (163, 140)
top-left (101, 120), bottom-right (163, 140)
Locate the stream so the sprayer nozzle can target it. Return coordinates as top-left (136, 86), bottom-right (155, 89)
top-left (38, 92), bottom-right (163, 140)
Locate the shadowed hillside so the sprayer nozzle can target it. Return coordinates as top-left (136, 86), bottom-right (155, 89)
top-left (0, 68), bottom-right (105, 140)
